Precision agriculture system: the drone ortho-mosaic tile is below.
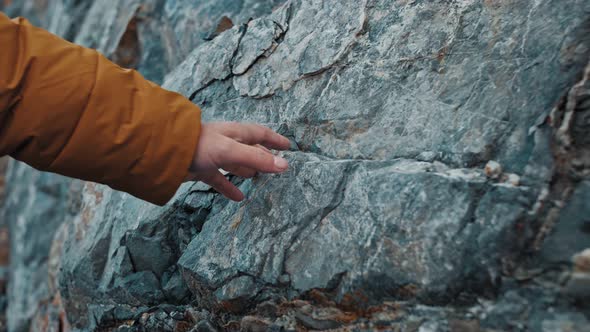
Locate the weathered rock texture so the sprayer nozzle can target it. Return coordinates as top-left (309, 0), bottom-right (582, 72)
top-left (1, 0), bottom-right (590, 331)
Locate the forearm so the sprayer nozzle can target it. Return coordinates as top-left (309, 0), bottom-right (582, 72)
top-left (0, 12), bottom-right (201, 205)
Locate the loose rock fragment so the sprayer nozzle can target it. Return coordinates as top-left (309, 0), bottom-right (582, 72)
top-left (191, 320), bottom-right (219, 332)
top-left (573, 248), bottom-right (590, 272)
top-left (485, 160), bottom-right (503, 179)
top-left (564, 249), bottom-right (590, 299)
top-left (499, 173), bottom-right (521, 186)
top-left (240, 315), bottom-right (272, 332)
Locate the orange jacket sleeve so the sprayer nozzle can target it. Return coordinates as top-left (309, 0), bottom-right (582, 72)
top-left (0, 12), bottom-right (201, 205)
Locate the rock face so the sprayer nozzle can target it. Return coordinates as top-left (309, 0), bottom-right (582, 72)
top-left (1, 0), bottom-right (590, 331)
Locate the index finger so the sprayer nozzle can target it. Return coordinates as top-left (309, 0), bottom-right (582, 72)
top-left (215, 122), bottom-right (291, 150)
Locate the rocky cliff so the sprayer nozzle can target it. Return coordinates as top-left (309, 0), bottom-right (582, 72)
top-left (1, 0), bottom-right (589, 331)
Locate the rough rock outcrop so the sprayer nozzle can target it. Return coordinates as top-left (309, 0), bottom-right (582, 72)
top-left (1, 0), bottom-right (590, 331)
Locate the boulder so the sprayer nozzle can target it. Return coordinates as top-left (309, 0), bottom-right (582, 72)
top-left (1, 0), bottom-right (590, 331)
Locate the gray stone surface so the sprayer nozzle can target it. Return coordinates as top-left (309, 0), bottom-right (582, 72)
top-left (74, 0), bottom-right (287, 83)
top-left (179, 155), bottom-right (534, 307)
top-left (1, 163), bottom-right (82, 332)
top-left (1, 0), bottom-right (590, 331)
top-left (539, 181), bottom-right (590, 266)
top-left (1, 0), bottom-right (94, 41)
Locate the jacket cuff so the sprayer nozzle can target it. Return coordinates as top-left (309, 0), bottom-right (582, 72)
top-left (146, 100), bottom-right (201, 205)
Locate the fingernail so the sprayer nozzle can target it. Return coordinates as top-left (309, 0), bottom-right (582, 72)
top-left (274, 156), bottom-right (289, 170)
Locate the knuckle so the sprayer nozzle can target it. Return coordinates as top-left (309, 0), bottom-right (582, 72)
top-left (210, 175), bottom-right (223, 187)
top-left (228, 121), bottom-right (240, 130)
top-left (262, 127), bottom-right (273, 141)
top-left (255, 149), bottom-right (273, 167)
top-left (218, 139), bottom-right (234, 156)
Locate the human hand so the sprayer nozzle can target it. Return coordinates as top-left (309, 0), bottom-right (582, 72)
top-left (186, 122), bottom-right (291, 201)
